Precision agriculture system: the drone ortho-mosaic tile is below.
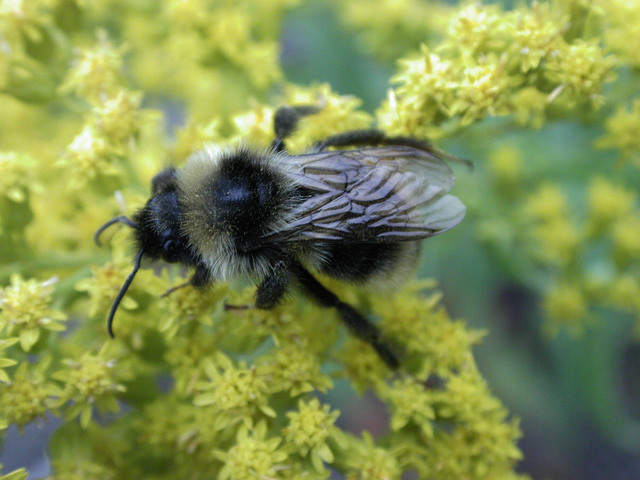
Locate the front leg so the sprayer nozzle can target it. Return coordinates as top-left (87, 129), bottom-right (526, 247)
top-left (161, 262), bottom-right (212, 297)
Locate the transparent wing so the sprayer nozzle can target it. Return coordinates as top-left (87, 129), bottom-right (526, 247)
top-left (262, 146), bottom-right (466, 243)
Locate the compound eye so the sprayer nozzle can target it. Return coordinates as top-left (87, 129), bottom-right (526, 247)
top-left (162, 238), bottom-right (180, 262)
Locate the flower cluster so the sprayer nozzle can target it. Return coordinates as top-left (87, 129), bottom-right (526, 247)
top-left (376, 2), bottom-right (615, 137)
top-left (597, 98), bottom-right (640, 166)
top-left (480, 146), bottom-right (640, 337)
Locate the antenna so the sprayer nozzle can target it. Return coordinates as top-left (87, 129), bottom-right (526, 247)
top-left (94, 216), bottom-right (137, 246)
top-left (107, 248), bottom-right (145, 338)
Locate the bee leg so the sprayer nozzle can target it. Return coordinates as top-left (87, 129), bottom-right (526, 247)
top-left (313, 129), bottom-right (437, 153)
top-left (255, 260), bottom-right (290, 309)
top-left (314, 129), bottom-right (473, 168)
top-left (225, 261), bottom-right (290, 311)
top-left (190, 262), bottom-right (212, 287)
top-left (224, 303), bottom-right (252, 311)
top-left (290, 262), bottom-right (400, 369)
top-left (271, 105), bottom-right (321, 152)
top-left (161, 263), bottom-right (211, 298)
top-left (161, 281), bottom-right (190, 298)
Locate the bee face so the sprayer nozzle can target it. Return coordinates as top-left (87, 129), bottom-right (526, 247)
top-left (133, 170), bottom-right (196, 266)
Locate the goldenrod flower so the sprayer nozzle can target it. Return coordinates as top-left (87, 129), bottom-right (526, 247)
top-left (545, 39), bottom-right (616, 108)
top-left (344, 431), bottom-right (401, 480)
top-left (0, 275), bottom-right (66, 351)
top-left (612, 214), bottom-right (640, 262)
top-left (214, 421), bottom-right (288, 480)
top-left (543, 282), bottom-right (589, 337)
top-left (283, 398), bottom-right (342, 471)
top-left (61, 33), bottom-right (126, 102)
top-left (587, 177), bottom-right (636, 230)
top-left (0, 152), bottom-right (38, 203)
top-left (383, 377), bottom-right (436, 436)
top-left (597, 98), bottom-right (640, 165)
top-left (58, 125), bottom-right (122, 189)
top-left (52, 346), bottom-right (127, 428)
top-left (260, 340), bottom-right (333, 396)
top-left (0, 361), bottom-right (55, 429)
top-left (194, 353), bottom-right (275, 429)
top-left (523, 183), bottom-right (569, 222)
top-left (488, 144), bottom-right (524, 186)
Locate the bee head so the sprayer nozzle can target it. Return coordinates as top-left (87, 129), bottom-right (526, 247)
top-left (94, 168), bottom-right (197, 338)
top-left (128, 167), bottom-right (191, 264)
top-left (133, 191), bottom-right (188, 264)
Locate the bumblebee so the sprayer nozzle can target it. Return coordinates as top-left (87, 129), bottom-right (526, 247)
top-left (95, 106), bottom-right (467, 369)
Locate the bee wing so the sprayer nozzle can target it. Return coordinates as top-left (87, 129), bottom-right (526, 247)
top-left (265, 146), bottom-right (466, 243)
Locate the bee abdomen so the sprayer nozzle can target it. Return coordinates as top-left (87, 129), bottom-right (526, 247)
top-left (318, 241), bottom-right (420, 287)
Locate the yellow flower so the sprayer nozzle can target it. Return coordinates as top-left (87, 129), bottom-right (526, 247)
top-left (282, 84), bottom-right (373, 152)
top-left (160, 282), bottom-right (221, 339)
top-left (52, 346), bottom-right (127, 428)
top-left (488, 144), bottom-right (524, 186)
top-left (512, 2), bottom-right (567, 73)
top-left (93, 90), bottom-right (147, 145)
top-left (214, 421), bottom-right (288, 480)
top-left (376, 283), bottom-right (483, 378)
top-left (607, 275), bottom-right (640, 312)
top-left (58, 125), bottom-right (123, 190)
top-left (60, 32), bottom-right (126, 102)
top-left (171, 118), bottom-right (222, 163)
top-left (543, 282), bottom-right (589, 336)
top-left (76, 262), bottom-right (140, 319)
top-left (0, 361), bottom-right (55, 429)
top-left (260, 340), bottom-right (333, 396)
top-left (0, 152), bottom-right (38, 203)
top-left (344, 431), bottom-right (401, 480)
top-left (511, 86), bottom-right (549, 127)
top-left (337, 0), bottom-right (450, 62)
top-left (445, 3), bottom-right (505, 53)
top-left (452, 54), bottom-right (511, 125)
top-left (598, 0), bottom-right (640, 67)
top-left (597, 98), bottom-right (640, 165)
top-left (612, 214), bottom-right (640, 262)
top-left (230, 104), bottom-right (275, 147)
top-left (531, 218), bottom-right (581, 266)
top-left (523, 183), bottom-right (569, 221)
top-left (381, 46), bottom-right (457, 136)
top-left (383, 377), bottom-right (435, 437)
top-left (0, 275), bottom-right (66, 351)
top-left (194, 353), bottom-right (275, 426)
top-left (545, 39), bottom-right (616, 108)
top-left (587, 177), bottom-right (636, 229)
top-left (283, 398), bottom-right (342, 471)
